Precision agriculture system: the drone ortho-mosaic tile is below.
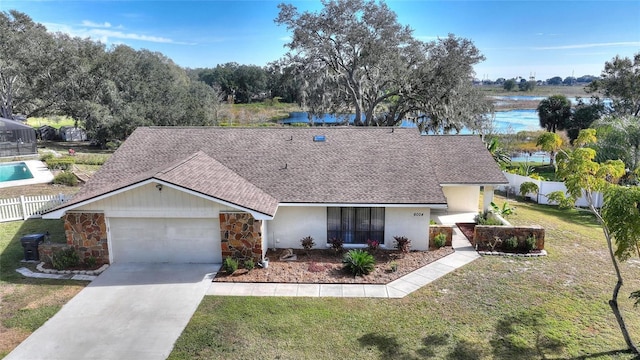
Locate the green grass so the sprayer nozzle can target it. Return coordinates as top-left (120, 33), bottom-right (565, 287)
top-left (26, 116), bottom-right (76, 129)
top-left (169, 196), bottom-right (640, 360)
top-left (0, 219), bottom-right (88, 357)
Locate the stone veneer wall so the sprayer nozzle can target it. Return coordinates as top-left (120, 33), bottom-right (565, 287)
top-left (429, 225), bottom-right (453, 248)
top-left (219, 212), bottom-right (263, 262)
top-left (473, 225), bottom-right (545, 250)
top-left (38, 243), bottom-right (68, 264)
top-left (63, 213), bottom-right (109, 264)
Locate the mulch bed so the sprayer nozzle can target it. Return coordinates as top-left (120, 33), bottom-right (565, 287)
top-left (213, 247), bottom-right (455, 284)
top-left (456, 223), bottom-right (476, 241)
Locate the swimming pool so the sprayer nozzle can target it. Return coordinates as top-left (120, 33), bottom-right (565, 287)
top-left (0, 162), bottom-right (34, 182)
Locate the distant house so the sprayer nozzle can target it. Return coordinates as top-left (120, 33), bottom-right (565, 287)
top-left (0, 117), bottom-right (37, 157)
top-left (43, 127), bottom-right (507, 265)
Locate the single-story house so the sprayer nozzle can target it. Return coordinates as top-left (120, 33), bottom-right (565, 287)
top-left (43, 127), bottom-right (507, 265)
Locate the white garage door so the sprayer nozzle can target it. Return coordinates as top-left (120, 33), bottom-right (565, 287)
top-left (109, 218), bottom-right (221, 263)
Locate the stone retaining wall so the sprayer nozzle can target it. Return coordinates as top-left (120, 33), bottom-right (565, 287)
top-left (219, 212), bottom-right (263, 262)
top-left (429, 225), bottom-right (453, 248)
top-left (473, 225), bottom-right (545, 250)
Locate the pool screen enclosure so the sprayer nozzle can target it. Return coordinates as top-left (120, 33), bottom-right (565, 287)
top-left (0, 117), bottom-right (37, 157)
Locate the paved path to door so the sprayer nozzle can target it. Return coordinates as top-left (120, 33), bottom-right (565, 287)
top-left (5, 264), bottom-right (215, 360)
top-left (207, 225), bottom-right (479, 298)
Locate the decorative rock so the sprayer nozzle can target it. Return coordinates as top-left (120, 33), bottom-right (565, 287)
top-left (232, 269), bottom-right (249, 276)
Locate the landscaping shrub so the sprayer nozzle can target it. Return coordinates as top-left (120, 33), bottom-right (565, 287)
top-left (45, 156), bottom-right (75, 170)
top-left (474, 211), bottom-right (504, 225)
top-left (394, 236), bottom-right (411, 253)
top-left (300, 236), bottom-right (315, 250)
top-left (524, 236), bottom-right (537, 251)
top-left (106, 141), bottom-right (121, 150)
top-left (74, 153), bottom-right (109, 165)
top-left (51, 247), bottom-right (80, 270)
top-left (389, 261), bottom-right (398, 272)
top-left (328, 237), bottom-right (344, 252)
top-left (433, 233), bottom-right (446, 248)
top-left (40, 153), bottom-right (55, 162)
top-left (84, 256), bottom-right (97, 269)
top-left (342, 249), bottom-right (375, 276)
top-left (504, 236), bottom-right (519, 251)
top-left (244, 259), bottom-right (255, 271)
top-left (223, 257), bottom-right (238, 273)
top-left (53, 171), bottom-right (78, 186)
top-left (366, 239), bottom-right (380, 252)
top-left (519, 181), bottom-right (539, 199)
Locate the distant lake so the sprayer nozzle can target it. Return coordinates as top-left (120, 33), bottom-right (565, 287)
top-left (280, 95), bottom-right (609, 134)
top-left (281, 108), bottom-right (540, 134)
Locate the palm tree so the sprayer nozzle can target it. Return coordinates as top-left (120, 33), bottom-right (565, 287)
top-left (485, 137), bottom-right (511, 169)
top-left (536, 132), bottom-right (563, 168)
top-left (537, 94), bottom-right (572, 133)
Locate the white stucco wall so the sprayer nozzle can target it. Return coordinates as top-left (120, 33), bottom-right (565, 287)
top-left (268, 206), bottom-right (431, 251)
top-left (74, 183), bottom-right (235, 218)
top-left (384, 207), bottom-right (431, 251)
top-left (441, 185), bottom-right (480, 212)
top-left (267, 206), bottom-right (327, 249)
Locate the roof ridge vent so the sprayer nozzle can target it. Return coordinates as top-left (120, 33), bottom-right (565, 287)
top-left (313, 135), bottom-right (326, 142)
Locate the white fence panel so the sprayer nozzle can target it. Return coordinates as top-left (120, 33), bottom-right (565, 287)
top-left (0, 194), bottom-right (68, 222)
top-left (499, 171), bottom-right (603, 208)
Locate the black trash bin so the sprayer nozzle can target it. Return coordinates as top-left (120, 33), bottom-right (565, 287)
top-left (20, 233), bottom-right (45, 261)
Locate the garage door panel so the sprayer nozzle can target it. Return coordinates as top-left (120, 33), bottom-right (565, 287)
top-left (109, 218), bottom-right (221, 263)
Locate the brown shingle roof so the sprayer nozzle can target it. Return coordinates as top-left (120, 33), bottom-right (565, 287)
top-left (53, 127), bottom-right (507, 217)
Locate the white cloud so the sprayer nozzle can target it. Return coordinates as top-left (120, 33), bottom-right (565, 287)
top-left (81, 20), bottom-right (112, 28)
top-left (42, 20), bottom-right (193, 45)
top-left (536, 41), bottom-right (640, 50)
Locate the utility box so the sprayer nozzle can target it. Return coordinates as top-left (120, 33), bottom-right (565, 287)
top-left (20, 233), bottom-right (45, 261)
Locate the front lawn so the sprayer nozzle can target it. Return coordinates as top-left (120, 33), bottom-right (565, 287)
top-left (0, 219), bottom-right (88, 357)
top-left (169, 196), bottom-right (640, 359)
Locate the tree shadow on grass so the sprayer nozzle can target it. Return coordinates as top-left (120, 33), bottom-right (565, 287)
top-left (359, 332), bottom-right (486, 360)
top-left (490, 308), bottom-right (566, 359)
top-left (358, 333), bottom-right (415, 360)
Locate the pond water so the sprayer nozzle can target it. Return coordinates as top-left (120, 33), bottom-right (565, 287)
top-left (281, 109), bottom-right (540, 134)
top-left (280, 95), bottom-right (612, 134)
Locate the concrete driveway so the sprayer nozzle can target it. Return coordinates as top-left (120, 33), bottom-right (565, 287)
top-left (5, 263), bottom-right (217, 360)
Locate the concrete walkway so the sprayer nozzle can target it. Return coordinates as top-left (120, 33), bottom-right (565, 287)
top-left (5, 264), bottom-right (215, 360)
top-left (207, 222), bottom-right (479, 298)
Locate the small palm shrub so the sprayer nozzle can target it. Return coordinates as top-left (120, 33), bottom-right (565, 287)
top-left (342, 250), bottom-right (375, 277)
top-left (504, 236), bottom-right (518, 251)
top-left (300, 236), bottom-right (315, 250)
top-left (244, 259), bottom-right (255, 271)
top-left (328, 237), bottom-right (344, 253)
top-left (223, 257), bottom-right (238, 273)
top-left (433, 233), bottom-right (446, 248)
top-left (394, 236), bottom-right (411, 253)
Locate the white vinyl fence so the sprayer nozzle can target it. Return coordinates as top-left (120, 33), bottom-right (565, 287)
top-left (0, 194), bottom-right (68, 222)
top-left (498, 171), bottom-right (603, 208)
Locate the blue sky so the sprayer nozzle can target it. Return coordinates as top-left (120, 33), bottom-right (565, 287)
top-left (2, 1), bottom-right (639, 80)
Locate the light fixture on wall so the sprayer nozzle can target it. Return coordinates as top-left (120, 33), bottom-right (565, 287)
top-left (156, 184), bottom-right (163, 191)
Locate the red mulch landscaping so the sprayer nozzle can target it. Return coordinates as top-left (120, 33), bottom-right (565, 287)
top-left (456, 223), bottom-right (476, 242)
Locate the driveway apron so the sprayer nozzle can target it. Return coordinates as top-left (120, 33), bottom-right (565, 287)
top-left (5, 263), bottom-right (216, 360)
